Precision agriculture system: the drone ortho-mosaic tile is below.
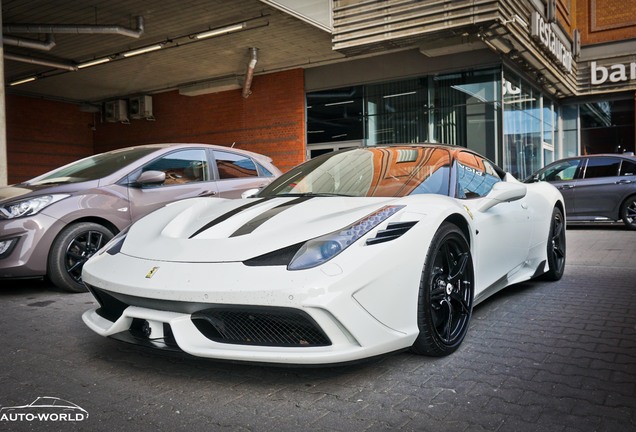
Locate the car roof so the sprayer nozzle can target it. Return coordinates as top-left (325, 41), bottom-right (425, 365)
top-left (107, 143), bottom-right (274, 161)
top-left (554, 153), bottom-right (636, 161)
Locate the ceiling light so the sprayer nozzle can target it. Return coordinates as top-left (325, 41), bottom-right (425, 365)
top-left (324, 100), bottom-right (354, 106)
top-left (77, 57), bottom-right (111, 69)
top-left (196, 22), bottom-right (246, 39)
top-left (383, 91), bottom-right (417, 99)
top-left (123, 44), bottom-right (163, 58)
top-left (10, 77), bottom-right (37, 86)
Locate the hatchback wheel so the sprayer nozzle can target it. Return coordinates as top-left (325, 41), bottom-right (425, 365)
top-left (48, 222), bottom-right (114, 292)
top-left (620, 195), bottom-right (636, 230)
top-left (412, 223), bottom-right (474, 357)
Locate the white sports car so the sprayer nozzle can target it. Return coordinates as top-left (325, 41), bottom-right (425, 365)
top-left (82, 145), bottom-right (566, 365)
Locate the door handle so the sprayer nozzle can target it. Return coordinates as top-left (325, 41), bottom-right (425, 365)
top-left (558, 184), bottom-right (574, 190)
top-left (615, 179), bottom-right (633, 184)
top-left (198, 190), bottom-right (218, 197)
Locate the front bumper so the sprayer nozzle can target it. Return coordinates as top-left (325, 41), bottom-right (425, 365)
top-left (0, 214), bottom-right (62, 278)
top-left (82, 242), bottom-right (425, 364)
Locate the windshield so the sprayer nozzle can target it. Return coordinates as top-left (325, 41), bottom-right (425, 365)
top-left (259, 147), bottom-right (451, 198)
top-left (29, 147), bottom-right (158, 185)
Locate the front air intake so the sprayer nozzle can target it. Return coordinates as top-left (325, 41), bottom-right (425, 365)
top-left (191, 306), bottom-right (331, 347)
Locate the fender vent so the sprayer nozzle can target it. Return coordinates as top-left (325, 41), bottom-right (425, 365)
top-left (366, 221), bottom-right (417, 245)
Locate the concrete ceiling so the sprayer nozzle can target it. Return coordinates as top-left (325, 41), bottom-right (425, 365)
top-left (2, 0), bottom-right (342, 103)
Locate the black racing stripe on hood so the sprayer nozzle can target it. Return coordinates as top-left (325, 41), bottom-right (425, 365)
top-left (189, 197), bottom-right (275, 239)
top-left (230, 196), bottom-right (314, 237)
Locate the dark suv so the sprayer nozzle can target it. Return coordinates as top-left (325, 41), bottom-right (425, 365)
top-left (525, 153), bottom-right (636, 229)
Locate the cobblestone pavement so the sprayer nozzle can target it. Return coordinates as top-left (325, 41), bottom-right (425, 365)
top-left (1, 226), bottom-right (635, 432)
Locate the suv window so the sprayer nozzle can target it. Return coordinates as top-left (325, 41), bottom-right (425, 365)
top-left (142, 149), bottom-right (209, 185)
top-left (456, 151), bottom-right (501, 198)
top-left (537, 159), bottom-right (581, 181)
top-left (583, 157), bottom-right (621, 179)
top-left (213, 150), bottom-right (258, 179)
top-left (619, 159), bottom-right (636, 176)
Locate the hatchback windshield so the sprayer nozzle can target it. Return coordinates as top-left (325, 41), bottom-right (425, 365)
top-left (29, 147), bottom-right (158, 185)
top-left (259, 147), bottom-right (451, 198)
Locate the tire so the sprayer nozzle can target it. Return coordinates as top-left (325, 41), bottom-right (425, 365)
top-left (412, 223), bottom-right (474, 357)
top-left (620, 195), bottom-right (636, 230)
top-left (48, 222), bottom-right (115, 293)
top-left (542, 207), bottom-right (566, 281)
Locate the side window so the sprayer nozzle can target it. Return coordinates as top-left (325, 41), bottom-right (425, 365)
top-left (213, 150), bottom-right (258, 179)
top-left (256, 162), bottom-right (274, 177)
top-left (619, 160), bottom-right (636, 176)
top-left (538, 159), bottom-right (581, 181)
top-left (455, 151), bottom-right (501, 199)
top-left (583, 157), bottom-right (621, 179)
top-left (142, 149), bottom-right (208, 185)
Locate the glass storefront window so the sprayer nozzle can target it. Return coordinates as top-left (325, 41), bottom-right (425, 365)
top-left (500, 70), bottom-right (566, 179)
top-left (365, 78), bottom-right (428, 145)
top-left (579, 100), bottom-right (635, 154)
top-left (306, 86), bottom-right (364, 144)
top-left (306, 66), bottom-right (634, 176)
top-left (306, 68), bottom-right (501, 160)
top-left (561, 105), bottom-right (579, 158)
top-left (431, 70), bottom-right (500, 160)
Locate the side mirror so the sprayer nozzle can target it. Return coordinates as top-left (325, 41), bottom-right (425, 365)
top-left (241, 188), bottom-right (260, 199)
top-left (136, 170), bottom-right (166, 186)
top-left (477, 182), bottom-right (527, 212)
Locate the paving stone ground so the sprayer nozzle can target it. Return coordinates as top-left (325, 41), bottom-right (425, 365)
top-left (0, 225), bottom-right (634, 432)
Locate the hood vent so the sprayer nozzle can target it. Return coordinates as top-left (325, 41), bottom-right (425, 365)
top-left (366, 221), bottom-right (417, 245)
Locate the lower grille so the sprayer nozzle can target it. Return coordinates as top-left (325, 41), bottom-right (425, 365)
top-left (191, 306), bottom-right (331, 347)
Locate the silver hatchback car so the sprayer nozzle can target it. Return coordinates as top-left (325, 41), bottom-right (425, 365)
top-left (0, 143), bottom-right (281, 292)
top-left (525, 153), bottom-right (636, 229)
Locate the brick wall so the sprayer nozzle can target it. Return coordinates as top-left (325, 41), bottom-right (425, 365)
top-left (5, 68), bottom-right (306, 184)
top-left (94, 69), bottom-right (306, 172)
top-left (576, 0), bottom-right (636, 45)
top-left (5, 95), bottom-right (94, 184)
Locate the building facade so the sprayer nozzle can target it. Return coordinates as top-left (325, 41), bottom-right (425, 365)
top-left (3, 0), bottom-right (636, 183)
top-left (305, 0), bottom-right (636, 179)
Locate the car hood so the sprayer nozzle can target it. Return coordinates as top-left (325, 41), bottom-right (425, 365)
top-left (119, 196), bottom-right (410, 262)
top-left (0, 182), bottom-right (97, 204)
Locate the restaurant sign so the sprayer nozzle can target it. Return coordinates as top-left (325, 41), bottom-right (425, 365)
top-left (530, 12), bottom-right (573, 73)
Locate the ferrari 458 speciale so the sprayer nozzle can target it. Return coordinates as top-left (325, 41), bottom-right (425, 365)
top-left (82, 144), bottom-right (565, 365)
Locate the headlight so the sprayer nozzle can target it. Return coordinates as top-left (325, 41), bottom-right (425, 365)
top-left (288, 205), bottom-right (405, 270)
top-left (0, 194), bottom-right (69, 220)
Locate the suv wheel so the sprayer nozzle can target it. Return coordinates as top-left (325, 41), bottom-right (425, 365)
top-left (620, 195), bottom-right (636, 230)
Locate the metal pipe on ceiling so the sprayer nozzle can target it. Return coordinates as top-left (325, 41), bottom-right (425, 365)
top-left (4, 16), bottom-right (145, 38)
top-left (3, 52), bottom-right (77, 71)
top-left (2, 34), bottom-right (55, 51)
top-left (242, 47), bottom-right (258, 99)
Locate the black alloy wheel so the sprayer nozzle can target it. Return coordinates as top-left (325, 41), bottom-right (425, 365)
top-left (620, 195), bottom-right (636, 230)
top-left (542, 206), bottom-right (566, 281)
top-left (412, 223), bottom-right (474, 357)
top-left (48, 222), bottom-right (115, 293)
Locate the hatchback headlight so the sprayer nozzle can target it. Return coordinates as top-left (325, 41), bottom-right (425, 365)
top-left (288, 205), bottom-right (405, 270)
top-left (0, 194), bottom-right (69, 220)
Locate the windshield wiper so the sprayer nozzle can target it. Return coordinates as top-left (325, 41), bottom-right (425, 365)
top-left (31, 180), bottom-right (69, 186)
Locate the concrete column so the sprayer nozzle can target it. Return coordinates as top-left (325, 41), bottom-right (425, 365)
top-left (0, 1), bottom-right (8, 186)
